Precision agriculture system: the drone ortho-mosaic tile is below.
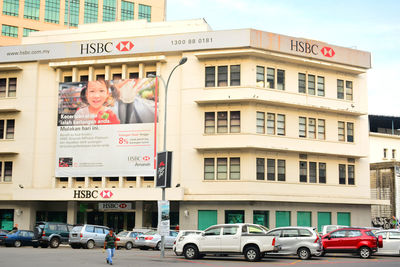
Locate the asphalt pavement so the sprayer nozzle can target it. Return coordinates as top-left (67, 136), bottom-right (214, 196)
top-left (0, 245), bottom-right (400, 267)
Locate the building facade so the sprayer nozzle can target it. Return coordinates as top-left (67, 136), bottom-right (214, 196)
top-left (0, 19), bottom-right (383, 232)
top-left (369, 115), bottom-right (400, 227)
top-left (0, 0), bottom-right (165, 46)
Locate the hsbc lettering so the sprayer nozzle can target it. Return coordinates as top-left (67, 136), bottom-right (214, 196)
top-left (80, 42), bottom-right (113, 54)
top-left (74, 190), bottom-right (99, 199)
top-left (290, 40), bottom-right (319, 55)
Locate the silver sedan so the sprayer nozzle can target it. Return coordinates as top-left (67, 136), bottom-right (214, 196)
top-left (135, 230), bottom-right (178, 250)
top-left (375, 230), bottom-right (400, 255)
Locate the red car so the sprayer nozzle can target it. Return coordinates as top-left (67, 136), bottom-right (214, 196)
top-left (320, 228), bottom-right (383, 258)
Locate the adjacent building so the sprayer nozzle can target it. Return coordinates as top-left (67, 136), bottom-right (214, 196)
top-left (0, 19), bottom-right (385, 232)
top-left (369, 115), bottom-right (400, 226)
top-left (0, 0), bottom-right (165, 46)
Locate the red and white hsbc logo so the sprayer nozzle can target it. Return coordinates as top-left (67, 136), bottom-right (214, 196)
top-left (100, 190), bottom-right (113, 199)
top-left (290, 40), bottom-right (335, 58)
top-left (80, 41), bottom-right (134, 54)
top-left (116, 41), bottom-right (134, 52)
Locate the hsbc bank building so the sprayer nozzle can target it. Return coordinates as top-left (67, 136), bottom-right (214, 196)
top-left (0, 19), bottom-right (386, 232)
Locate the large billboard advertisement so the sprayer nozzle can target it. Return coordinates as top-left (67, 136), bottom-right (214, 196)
top-left (55, 78), bottom-right (158, 177)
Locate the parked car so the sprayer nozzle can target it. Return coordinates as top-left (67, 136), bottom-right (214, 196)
top-left (265, 226), bottom-right (322, 260)
top-left (375, 229), bottom-right (400, 255)
top-left (0, 230), bottom-right (35, 247)
top-left (321, 225), bottom-right (348, 235)
top-left (321, 227), bottom-right (383, 258)
top-left (135, 230), bottom-right (178, 250)
top-left (116, 229), bottom-right (150, 250)
top-left (33, 221), bottom-right (72, 248)
top-left (174, 223), bottom-right (280, 262)
top-left (69, 224), bottom-right (109, 249)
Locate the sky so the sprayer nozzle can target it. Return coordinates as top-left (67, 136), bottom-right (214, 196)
top-left (167, 0), bottom-right (400, 116)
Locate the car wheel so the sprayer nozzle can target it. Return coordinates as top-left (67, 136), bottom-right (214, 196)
top-left (184, 244), bottom-right (199, 260)
top-left (244, 246), bottom-right (261, 262)
top-left (359, 246), bottom-right (371, 259)
top-left (14, 240), bottom-right (22, 248)
top-left (125, 242), bottom-right (133, 250)
top-left (298, 247), bottom-right (311, 260)
top-left (155, 242), bottom-right (161, 250)
top-left (50, 238), bottom-right (60, 248)
top-left (86, 240), bottom-right (95, 249)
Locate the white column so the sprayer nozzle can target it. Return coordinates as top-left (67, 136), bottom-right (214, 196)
top-left (135, 201), bottom-right (143, 228)
top-left (139, 63), bottom-right (144, 78)
top-left (88, 66), bottom-right (94, 81)
top-left (67, 201), bottom-right (78, 225)
top-left (105, 65), bottom-right (111, 80)
top-left (122, 64), bottom-right (127, 79)
top-left (72, 67), bottom-right (78, 82)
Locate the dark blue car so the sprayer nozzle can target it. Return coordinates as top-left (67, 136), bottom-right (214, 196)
top-left (0, 230), bottom-right (36, 247)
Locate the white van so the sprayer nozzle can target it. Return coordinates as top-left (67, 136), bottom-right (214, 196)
top-left (321, 225), bottom-right (348, 235)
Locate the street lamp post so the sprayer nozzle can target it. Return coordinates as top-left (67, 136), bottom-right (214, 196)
top-left (151, 57), bottom-right (187, 258)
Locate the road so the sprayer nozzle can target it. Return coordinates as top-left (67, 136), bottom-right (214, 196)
top-left (0, 246), bottom-right (400, 267)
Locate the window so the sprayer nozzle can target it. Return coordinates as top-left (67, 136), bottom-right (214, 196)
top-left (205, 157), bottom-right (240, 180)
top-left (299, 117), bottom-right (306, 138)
top-left (64, 76), bottom-right (72, 82)
top-left (300, 160), bottom-right (326, 183)
top-left (1, 25), bottom-right (18, 37)
top-left (308, 74), bottom-right (315, 95)
top-left (277, 160), bottom-right (286, 181)
top-left (319, 163), bottom-right (326, 183)
top-left (297, 211), bottom-right (312, 227)
top-left (230, 111), bottom-right (240, 133)
top-left (346, 81), bottom-right (353, 100)
top-left (24, 0), bottom-right (40, 20)
top-left (318, 119), bottom-right (325, 140)
top-left (230, 65), bottom-right (240, 86)
top-left (0, 119), bottom-right (15, 139)
top-left (276, 211), bottom-right (291, 227)
top-left (256, 112), bottom-right (265, 134)
top-left (299, 161), bottom-right (307, 182)
top-left (204, 112), bottom-right (215, 133)
top-left (338, 121), bottom-right (354, 142)
top-left (121, 0), bottom-right (134, 21)
top-left (217, 111), bottom-right (228, 133)
top-left (0, 78), bottom-right (17, 97)
top-left (256, 158), bottom-right (265, 180)
top-left (45, 0), bottom-right (60, 23)
top-left (298, 73), bottom-right (306, 93)
top-left (393, 149), bottom-right (396, 159)
top-left (337, 79), bottom-right (344, 99)
top-left (84, 0), bottom-right (98, 23)
top-left (103, 0), bottom-right (116, 22)
top-left (229, 158), bottom-right (240, 180)
top-left (23, 28), bottom-right (38, 37)
top-left (339, 164), bottom-right (355, 185)
top-left (383, 148), bottom-right (387, 159)
top-left (205, 66), bottom-right (215, 87)
top-left (225, 210), bottom-right (244, 223)
top-left (317, 76), bottom-right (325, 96)
top-left (347, 122), bottom-right (354, 142)
top-left (267, 113), bottom-right (275, 135)
top-left (204, 158), bottom-right (214, 180)
top-left (266, 68), bottom-right (275, 88)
top-left (253, 210), bottom-right (269, 228)
top-left (308, 118), bottom-right (316, 139)
top-left (277, 115), bottom-right (285, 135)
top-left (138, 4), bottom-right (151, 22)
top-left (64, 0), bottom-right (80, 27)
top-left (267, 159), bottom-right (275, 181)
top-left (217, 158), bottom-right (227, 180)
top-left (198, 210), bottom-right (218, 230)
top-left (0, 161), bottom-right (13, 182)
top-left (223, 226), bottom-right (238, 235)
top-left (317, 212), bottom-right (331, 232)
top-left (217, 66), bottom-right (228, 86)
top-left (256, 66), bottom-right (265, 87)
top-left (389, 232), bottom-right (400, 239)
top-left (277, 69), bottom-right (285, 90)
top-left (3, 0), bottom-right (19, 16)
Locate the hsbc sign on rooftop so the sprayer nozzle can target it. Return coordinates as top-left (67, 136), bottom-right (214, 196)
top-left (290, 40), bottom-right (336, 58)
top-left (80, 41), bottom-right (134, 54)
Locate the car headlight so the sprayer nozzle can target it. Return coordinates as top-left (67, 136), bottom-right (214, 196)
top-left (178, 236), bottom-right (185, 242)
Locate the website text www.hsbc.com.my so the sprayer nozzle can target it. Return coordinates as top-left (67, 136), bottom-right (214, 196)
top-left (6, 49), bottom-right (50, 56)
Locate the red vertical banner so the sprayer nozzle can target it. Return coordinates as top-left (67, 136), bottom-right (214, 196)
top-left (154, 77), bottom-right (159, 169)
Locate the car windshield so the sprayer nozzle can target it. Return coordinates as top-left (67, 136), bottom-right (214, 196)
top-left (117, 231), bottom-right (129, 237)
top-left (72, 226), bottom-right (83, 232)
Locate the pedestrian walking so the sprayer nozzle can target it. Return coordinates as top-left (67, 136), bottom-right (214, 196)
top-left (104, 228), bottom-right (117, 265)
